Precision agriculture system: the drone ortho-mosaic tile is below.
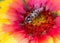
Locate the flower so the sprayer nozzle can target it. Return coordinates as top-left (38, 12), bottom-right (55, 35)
top-left (0, 0), bottom-right (60, 43)
top-left (0, 0), bottom-right (13, 14)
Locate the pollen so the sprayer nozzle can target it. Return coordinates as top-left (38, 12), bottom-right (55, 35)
top-left (31, 14), bottom-right (46, 26)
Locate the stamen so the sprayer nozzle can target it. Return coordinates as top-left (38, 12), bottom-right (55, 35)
top-left (23, 0), bottom-right (29, 11)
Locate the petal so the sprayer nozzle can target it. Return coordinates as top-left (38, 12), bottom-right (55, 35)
top-left (55, 16), bottom-right (60, 26)
top-left (46, 0), bottom-right (60, 11)
top-left (39, 35), bottom-right (54, 43)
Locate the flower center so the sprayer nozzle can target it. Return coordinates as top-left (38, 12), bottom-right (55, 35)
top-left (23, 6), bottom-right (57, 36)
top-left (31, 14), bottom-right (46, 26)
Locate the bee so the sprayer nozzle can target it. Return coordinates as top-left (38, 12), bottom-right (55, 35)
top-left (25, 7), bottom-right (44, 24)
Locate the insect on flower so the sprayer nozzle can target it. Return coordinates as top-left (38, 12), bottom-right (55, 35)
top-left (25, 6), bottom-right (44, 24)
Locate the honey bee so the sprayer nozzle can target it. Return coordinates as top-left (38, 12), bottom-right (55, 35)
top-left (25, 7), bottom-right (44, 24)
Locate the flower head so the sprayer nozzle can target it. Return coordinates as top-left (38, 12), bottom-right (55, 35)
top-left (0, 0), bottom-right (60, 43)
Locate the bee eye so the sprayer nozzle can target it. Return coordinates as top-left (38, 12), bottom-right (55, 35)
top-left (25, 18), bottom-right (30, 23)
top-left (25, 16), bottom-right (32, 23)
